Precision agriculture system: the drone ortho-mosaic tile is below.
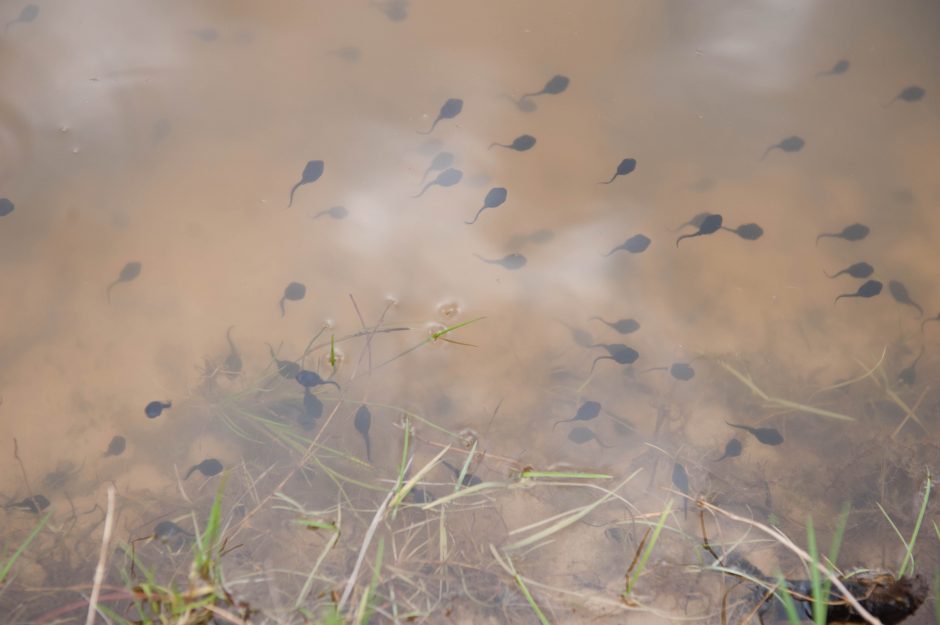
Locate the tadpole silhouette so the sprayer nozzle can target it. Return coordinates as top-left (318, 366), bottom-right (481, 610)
top-left (599, 158), bottom-right (637, 184)
top-left (223, 326), bottom-right (242, 379)
top-left (407, 487), bottom-right (436, 503)
top-left (4, 4), bottom-right (38, 32)
top-left (644, 363), bottom-right (695, 381)
top-left (354, 406), bottom-right (372, 462)
top-left (816, 59), bottom-right (849, 77)
top-left (488, 134), bottom-right (536, 151)
top-left (715, 438), bottom-right (742, 462)
top-left (311, 205), bottom-right (348, 220)
top-left (589, 317), bottom-right (640, 335)
top-left (884, 86), bottom-right (925, 107)
top-left (522, 74), bottom-right (570, 99)
top-left (106, 261), bottom-right (142, 303)
top-left (421, 151), bottom-right (454, 184)
top-left (279, 281), bottom-right (306, 317)
top-left (888, 280), bottom-right (924, 317)
top-left (825, 262), bottom-right (874, 279)
top-left (288, 160), bottom-right (324, 207)
top-left (4, 494), bottom-right (49, 513)
top-left (301, 390), bottom-right (324, 427)
top-left (567, 427), bottom-right (612, 448)
top-left (145, 400), bottom-right (171, 419)
top-left (475, 253), bottom-right (526, 270)
top-left (553, 400), bottom-right (601, 429)
top-left (419, 98), bottom-right (463, 135)
top-left (185, 458), bottom-right (223, 479)
top-left (267, 344), bottom-right (301, 379)
top-left (296, 370), bottom-right (341, 391)
top-left (725, 421), bottom-right (783, 445)
top-left (0, 198), bottom-right (13, 217)
top-left (590, 343), bottom-right (639, 372)
top-left (104, 435), bottom-right (126, 457)
top-left (442, 460), bottom-right (482, 487)
top-left (672, 213), bottom-right (709, 232)
top-left (558, 320), bottom-right (592, 347)
top-left (816, 223), bottom-right (870, 245)
top-left (676, 214), bottom-right (722, 246)
top-left (604, 234), bottom-right (651, 256)
top-left (898, 346), bottom-right (924, 386)
top-left (834, 279), bottom-right (882, 304)
top-left (373, 0), bottom-right (408, 21)
top-left (465, 187), bottom-right (508, 224)
top-left (761, 135), bottom-right (805, 160)
top-left (413, 167), bottom-right (462, 198)
top-left (723, 223), bottom-right (764, 240)
top-left (672, 462), bottom-right (689, 518)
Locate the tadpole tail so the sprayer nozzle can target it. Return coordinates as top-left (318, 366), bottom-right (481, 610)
top-left (912, 302), bottom-right (924, 317)
top-left (417, 117), bottom-right (440, 135)
top-left (364, 438), bottom-right (372, 463)
top-left (921, 317), bottom-right (939, 333)
top-left (675, 232), bottom-right (698, 247)
top-left (488, 142), bottom-right (507, 150)
top-left (833, 293), bottom-right (853, 305)
top-left (759, 145), bottom-right (775, 161)
top-left (602, 244), bottom-right (624, 257)
top-left (815, 232), bottom-right (835, 246)
top-left (521, 90), bottom-right (543, 99)
top-left (824, 269), bottom-right (844, 279)
top-left (552, 418), bottom-right (573, 430)
top-left (105, 280), bottom-right (117, 304)
top-left (590, 355), bottom-right (610, 373)
top-left (412, 181), bottom-right (433, 198)
top-left (184, 466), bottom-right (198, 480)
top-left (473, 253), bottom-right (497, 265)
top-left (465, 206), bottom-right (486, 225)
top-left (323, 380), bottom-right (341, 391)
top-left (279, 297), bottom-right (286, 317)
top-left (640, 366), bottom-right (668, 374)
top-left (419, 167), bottom-right (432, 185)
top-left (598, 173), bottom-right (618, 184)
top-left (288, 181), bottom-right (303, 208)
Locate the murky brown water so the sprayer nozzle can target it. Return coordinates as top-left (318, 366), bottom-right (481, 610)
top-left (1, 1), bottom-right (939, 623)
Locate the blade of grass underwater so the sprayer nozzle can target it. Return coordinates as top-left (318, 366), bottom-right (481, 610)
top-left (0, 510), bottom-right (50, 584)
top-left (389, 445), bottom-right (450, 513)
top-left (520, 470), bottom-right (612, 480)
top-left (877, 502), bottom-right (915, 576)
top-left (376, 317), bottom-right (486, 368)
top-left (775, 573), bottom-right (803, 625)
top-left (354, 538), bottom-right (384, 625)
top-left (899, 469), bottom-right (931, 577)
top-left (454, 441), bottom-right (477, 493)
top-left (807, 516), bottom-right (825, 625)
top-left (819, 503), bottom-right (850, 620)
top-left (624, 500), bottom-right (671, 597)
top-left (491, 546), bottom-right (551, 625)
top-left (294, 496), bottom-right (342, 610)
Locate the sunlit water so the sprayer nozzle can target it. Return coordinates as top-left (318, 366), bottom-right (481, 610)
top-left (1, 1), bottom-right (939, 623)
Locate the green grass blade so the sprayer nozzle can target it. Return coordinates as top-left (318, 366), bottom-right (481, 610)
top-left (624, 500), bottom-right (671, 596)
top-left (775, 573), bottom-right (803, 625)
top-left (491, 547), bottom-right (551, 625)
top-left (0, 511), bottom-right (50, 584)
top-left (899, 469), bottom-right (931, 577)
top-left (806, 516), bottom-right (824, 625)
top-left (354, 537), bottom-right (384, 625)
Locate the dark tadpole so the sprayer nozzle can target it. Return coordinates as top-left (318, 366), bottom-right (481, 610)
top-left (223, 326), bottom-right (242, 379)
top-left (185, 458), bottom-right (223, 479)
top-left (413, 167), bottom-right (462, 198)
top-left (825, 262), bottom-right (874, 279)
top-left (300, 390), bottom-right (324, 428)
top-left (599, 158), bottom-right (637, 184)
top-left (407, 487), bottom-right (436, 503)
top-left (311, 205), bottom-right (348, 220)
top-left (553, 400), bottom-right (601, 429)
top-left (676, 214), bottom-right (722, 246)
top-left (354, 406), bottom-right (373, 462)
top-left (816, 223), bottom-right (869, 245)
top-left (373, 0), bottom-right (408, 21)
top-left (590, 343), bottom-right (639, 372)
top-left (475, 252), bottom-right (526, 270)
top-left (522, 74), bottom-right (570, 99)
top-left (888, 280), bottom-right (924, 317)
top-left (0, 198), bottom-right (14, 217)
top-left (884, 85), bottom-right (925, 107)
top-left (421, 151), bottom-right (454, 184)
top-left (488, 134), bottom-right (536, 151)
top-left (288, 160), bottom-right (324, 208)
top-left (4, 494), bottom-right (49, 513)
top-left (644, 363), bottom-right (695, 381)
top-left (898, 346), bottom-right (924, 386)
top-left (106, 261), bottom-right (142, 303)
top-left (761, 135), bottom-right (805, 160)
top-left (419, 98), bottom-right (463, 135)
top-left (725, 421), bottom-right (783, 445)
top-left (4, 4), bottom-right (38, 31)
top-left (296, 370), bottom-right (341, 391)
top-left (145, 400), bottom-right (171, 419)
top-left (816, 59), bottom-right (849, 77)
top-left (672, 212), bottom-right (710, 232)
top-left (604, 234), bottom-right (651, 256)
top-left (723, 223), bottom-right (764, 241)
top-left (267, 344), bottom-right (301, 379)
top-left (715, 438), bottom-right (742, 462)
top-left (279, 281), bottom-right (306, 317)
top-left (465, 187), bottom-right (507, 225)
top-left (672, 462), bottom-right (690, 518)
top-left (104, 435), bottom-right (126, 458)
top-left (589, 317), bottom-right (640, 335)
top-left (834, 279), bottom-right (882, 304)
top-left (567, 427), bottom-right (612, 448)
top-left (442, 460), bottom-right (482, 487)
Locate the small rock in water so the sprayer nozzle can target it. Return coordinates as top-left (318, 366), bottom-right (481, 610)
top-left (834, 279), bottom-right (882, 304)
top-left (104, 435), bottom-right (126, 457)
top-left (145, 400), bottom-right (171, 419)
top-left (599, 158), bottom-right (637, 184)
top-left (761, 135), bottom-right (805, 160)
top-left (419, 98), bottom-right (463, 135)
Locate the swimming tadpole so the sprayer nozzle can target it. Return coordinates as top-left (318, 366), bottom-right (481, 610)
top-left (589, 317), bottom-right (640, 335)
top-left (185, 458), bottom-right (223, 479)
top-left (311, 205), bottom-right (348, 220)
top-left (553, 400), bottom-right (601, 429)
top-left (419, 98), bottom-right (463, 135)
top-left (4, 494), bottom-right (49, 513)
top-left (442, 460), bottom-right (482, 487)
top-left (724, 421), bottom-right (783, 445)
top-left (300, 390), bottom-right (324, 429)
top-left (884, 86), bottom-right (925, 107)
top-left (267, 344), bottom-right (301, 379)
top-left (488, 134), bottom-right (536, 152)
top-left (296, 370), bottom-right (341, 391)
top-left (715, 438), bottom-right (742, 462)
top-left (816, 223), bottom-right (869, 245)
top-left (0, 198), bottom-right (14, 217)
top-left (816, 59), bottom-right (849, 77)
top-left (825, 262), bottom-right (874, 279)
top-left (723, 223), bottom-right (764, 241)
top-left (354, 406), bottom-right (373, 462)
top-left (888, 280), bottom-right (924, 317)
top-left (522, 74), bottom-right (570, 99)
top-left (672, 213), bottom-right (709, 232)
top-left (413, 167), bottom-right (462, 198)
top-left (599, 158), bottom-right (637, 184)
top-left (421, 151), bottom-right (454, 184)
top-left (644, 363), bottom-right (695, 381)
top-left (465, 187), bottom-right (507, 225)
top-left (671, 462), bottom-right (690, 518)
top-left (604, 234), bottom-right (651, 256)
top-left (106, 261), bottom-right (142, 303)
top-left (4, 4), bottom-right (38, 32)
top-left (474, 252), bottom-right (526, 270)
top-left (145, 400), bottom-right (171, 419)
top-left (676, 214), bottom-right (722, 246)
top-left (898, 346), bottom-right (924, 386)
top-left (760, 135), bottom-right (805, 160)
top-left (288, 160), bottom-right (324, 208)
top-left (279, 281), bottom-right (306, 317)
top-left (834, 279), bottom-right (882, 304)
top-left (154, 520), bottom-right (192, 549)
top-left (103, 435), bottom-right (126, 457)
top-left (590, 343), bottom-right (639, 372)
top-left (223, 326), bottom-right (242, 380)
top-left (567, 427), bottom-right (612, 448)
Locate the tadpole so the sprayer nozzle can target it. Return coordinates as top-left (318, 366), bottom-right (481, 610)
top-left (419, 98), bottom-right (463, 135)
top-left (301, 390), bottom-right (324, 428)
top-left (825, 262), bottom-right (874, 279)
top-left (761, 135), bottom-right (805, 160)
top-left (442, 460), bottom-right (482, 487)
top-left (145, 401), bottom-right (171, 419)
top-left (106, 261), bottom-right (142, 303)
top-left (223, 326), bottom-right (242, 379)
top-left (672, 462), bottom-right (690, 518)
top-left (604, 234), bottom-right (651, 256)
top-left (723, 223), bottom-right (764, 240)
top-left (185, 458), bottom-right (223, 479)
top-left (4, 494), bottom-right (49, 513)
top-left (590, 343), bottom-right (639, 372)
top-left (104, 435), bottom-right (126, 457)
top-left (816, 59), bottom-right (849, 77)
top-left (311, 205), bottom-right (348, 220)
top-left (296, 370), bottom-right (340, 391)
top-left (279, 281), bottom-right (306, 317)
top-left (288, 160), bottom-right (324, 208)
top-left (488, 134), bottom-right (536, 151)
top-left (522, 74), bottom-right (570, 99)
top-left (884, 86), bottom-right (925, 107)
top-left (0, 198), bottom-right (14, 217)
top-left (589, 317), bottom-right (640, 335)
top-left (898, 346), bottom-right (924, 386)
top-left (553, 400), bottom-right (601, 429)
top-left (599, 158), bottom-right (637, 184)
top-left (465, 187), bottom-right (507, 225)
top-left (715, 438), bottom-right (742, 461)
top-left (725, 421), bottom-right (783, 445)
top-left (888, 280), bottom-right (924, 317)
top-left (567, 426), bottom-right (612, 447)
top-left (267, 344), bottom-right (301, 379)
top-left (676, 214), bottom-right (722, 246)
top-left (413, 168), bottom-right (462, 198)
top-left (475, 253), bottom-right (526, 270)
top-left (421, 151), bottom-right (454, 184)
top-left (834, 279), bottom-right (882, 304)
top-left (4, 4), bottom-right (38, 32)
top-left (816, 223), bottom-right (870, 245)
